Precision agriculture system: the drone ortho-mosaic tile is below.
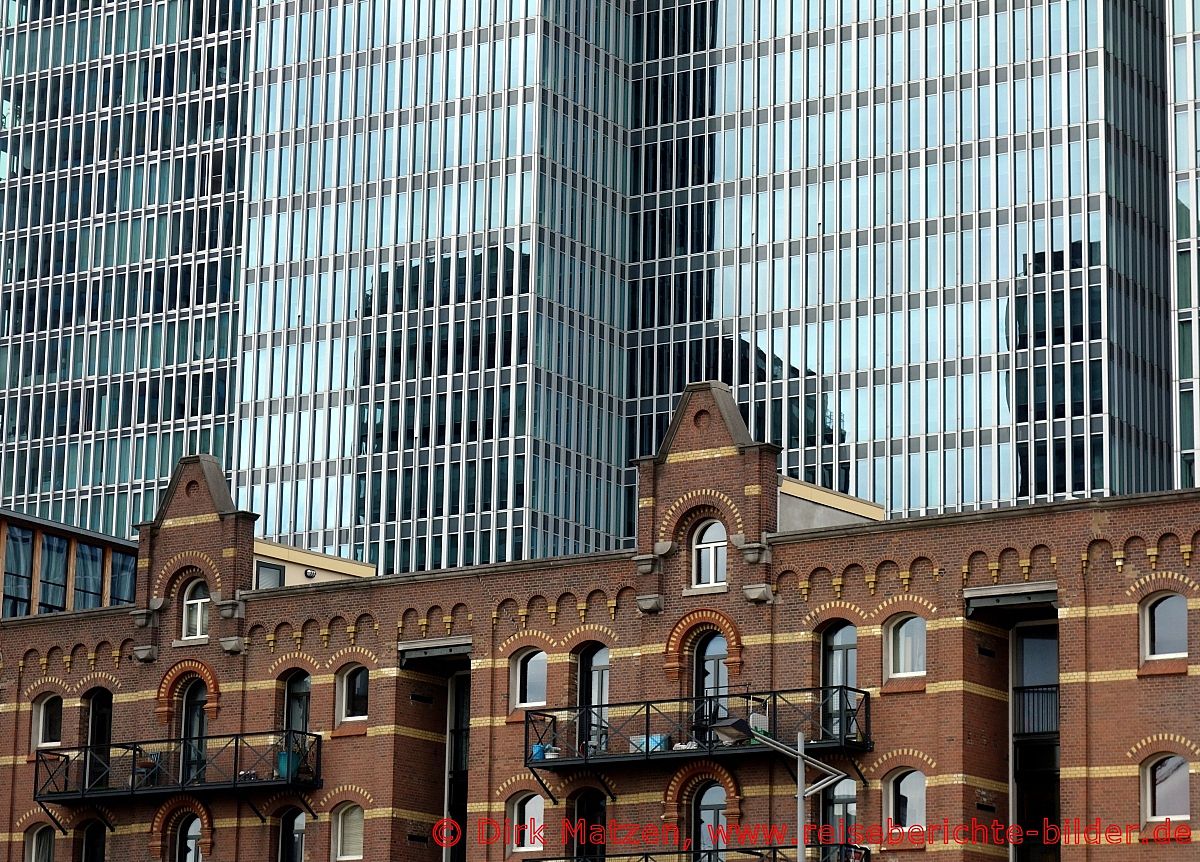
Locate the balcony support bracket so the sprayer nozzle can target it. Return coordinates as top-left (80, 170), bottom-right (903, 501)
top-left (849, 758), bottom-right (868, 789)
top-left (298, 795), bottom-right (318, 820)
top-left (527, 766), bottom-right (558, 806)
top-left (36, 802), bottom-right (68, 836)
top-left (580, 768), bottom-right (617, 801)
top-left (245, 798), bottom-right (267, 824)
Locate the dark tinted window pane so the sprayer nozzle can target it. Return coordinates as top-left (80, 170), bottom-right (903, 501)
top-left (75, 543), bottom-right (104, 610)
top-left (39, 535), bottom-right (68, 613)
top-left (1149, 595), bottom-right (1187, 656)
top-left (110, 552), bottom-right (136, 605)
top-left (3, 526), bottom-right (32, 617)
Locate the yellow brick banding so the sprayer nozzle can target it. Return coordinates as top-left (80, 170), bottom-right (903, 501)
top-left (160, 513), bottom-right (221, 528)
top-left (665, 446), bottom-right (739, 463)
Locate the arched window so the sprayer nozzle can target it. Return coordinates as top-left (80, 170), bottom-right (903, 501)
top-left (174, 815), bottom-right (202, 862)
top-left (181, 580), bottom-right (210, 640)
top-left (569, 789), bottom-right (606, 860)
top-left (886, 615), bottom-right (927, 678)
top-left (278, 809), bottom-right (306, 862)
top-left (822, 622), bottom-right (858, 738)
top-left (510, 794), bottom-right (545, 852)
top-left (1144, 755), bottom-right (1190, 821)
top-left (823, 778), bottom-right (858, 850)
top-left (32, 693), bottom-right (62, 749)
top-left (24, 825), bottom-right (54, 862)
top-left (577, 644), bottom-right (610, 755)
top-left (692, 782), bottom-right (727, 858)
top-left (694, 632), bottom-right (730, 741)
top-left (336, 666), bottom-right (369, 723)
top-left (180, 679), bottom-right (208, 783)
top-left (692, 520), bottom-right (728, 587)
top-left (512, 649), bottom-right (548, 708)
top-left (888, 769), bottom-right (927, 828)
top-left (332, 804), bottom-right (364, 861)
top-left (80, 820), bottom-right (106, 862)
top-left (83, 688), bottom-right (113, 791)
top-left (1143, 593), bottom-right (1188, 659)
top-left (284, 672), bottom-right (312, 733)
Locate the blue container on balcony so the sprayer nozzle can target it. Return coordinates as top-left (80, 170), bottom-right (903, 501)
top-left (530, 743), bottom-right (546, 761)
top-left (277, 751), bottom-right (300, 780)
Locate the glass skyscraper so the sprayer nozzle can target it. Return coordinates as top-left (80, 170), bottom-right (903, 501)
top-left (1171, 0), bottom-right (1200, 485)
top-left (629, 0), bottom-right (1173, 516)
top-left (0, 0), bottom-right (1184, 566)
top-left (234, 0), bottom-right (630, 569)
top-left (0, 0), bottom-right (246, 537)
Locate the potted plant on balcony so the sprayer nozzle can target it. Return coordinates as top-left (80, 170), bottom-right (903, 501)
top-left (276, 732), bottom-right (307, 781)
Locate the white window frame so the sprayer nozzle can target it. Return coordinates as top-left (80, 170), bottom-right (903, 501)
top-left (691, 520), bottom-right (728, 587)
top-left (336, 665), bottom-right (369, 724)
top-left (32, 694), bottom-right (63, 749)
top-left (25, 825), bottom-right (55, 862)
top-left (511, 649), bottom-right (548, 709)
top-left (510, 793), bottom-right (545, 853)
top-left (1143, 754), bottom-right (1191, 823)
top-left (885, 768), bottom-right (927, 829)
top-left (181, 580), bottom-right (211, 640)
top-left (885, 614), bottom-right (927, 679)
top-left (1142, 592), bottom-right (1188, 660)
top-left (332, 804), bottom-right (364, 861)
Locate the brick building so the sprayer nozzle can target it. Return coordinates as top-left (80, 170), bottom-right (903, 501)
top-left (0, 382), bottom-right (1196, 862)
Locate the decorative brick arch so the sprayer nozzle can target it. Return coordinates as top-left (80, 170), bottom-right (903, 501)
top-left (156, 660), bottom-right (220, 726)
top-left (663, 760), bottom-right (741, 825)
top-left (657, 491), bottom-right (745, 543)
top-left (153, 552), bottom-right (221, 597)
top-left (663, 609), bottom-right (743, 681)
top-left (149, 796), bottom-right (213, 860)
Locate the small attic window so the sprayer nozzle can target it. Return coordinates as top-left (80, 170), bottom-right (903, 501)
top-left (692, 520), bottom-right (728, 587)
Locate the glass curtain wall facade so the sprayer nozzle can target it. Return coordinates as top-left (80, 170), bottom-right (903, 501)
top-left (1171, 1), bottom-right (1200, 485)
top-left (0, 0), bottom-right (247, 537)
top-left (627, 0), bottom-right (1173, 516)
top-left (235, 0), bottom-right (629, 569)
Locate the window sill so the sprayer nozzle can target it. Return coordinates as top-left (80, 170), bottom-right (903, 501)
top-left (1140, 819), bottom-right (1192, 843)
top-left (881, 676), bottom-right (927, 695)
top-left (1138, 657), bottom-right (1188, 677)
top-left (507, 707), bottom-right (542, 725)
top-left (880, 842), bottom-right (927, 852)
top-left (172, 636), bottom-right (210, 648)
top-left (683, 583), bottom-right (729, 597)
top-left (331, 722), bottom-right (368, 738)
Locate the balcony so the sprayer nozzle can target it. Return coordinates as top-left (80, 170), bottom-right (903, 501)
top-left (1013, 685), bottom-right (1059, 736)
top-left (525, 687), bottom-right (871, 769)
top-left (35, 730), bottom-right (321, 803)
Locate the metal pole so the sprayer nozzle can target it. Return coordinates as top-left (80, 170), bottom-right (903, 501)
top-left (797, 731), bottom-right (805, 861)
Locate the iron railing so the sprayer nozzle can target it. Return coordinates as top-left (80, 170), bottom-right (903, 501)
top-left (1013, 685), bottom-right (1058, 736)
top-left (525, 687), bottom-right (871, 768)
top-left (35, 729), bottom-right (321, 802)
top-left (530, 845), bottom-right (869, 861)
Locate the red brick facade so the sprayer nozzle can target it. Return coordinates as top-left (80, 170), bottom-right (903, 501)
top-left (1, 382), bottom-right (1197, 861)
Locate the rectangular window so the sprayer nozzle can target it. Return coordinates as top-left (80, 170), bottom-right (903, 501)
top-left (3, 526), bottom-right (33, 617)
top-left (39, 535), bottom-right (68, 614)
top-left (110, 551), bottom-right (136, 605)
top-left (74, 543), bottom-right (104, 610)
top-left (256, 562), bottom-right (285, 590)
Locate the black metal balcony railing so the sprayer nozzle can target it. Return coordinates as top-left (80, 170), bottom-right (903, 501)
top-left (525, 687), bottom-right (871, 769)
top-left (1013, 685), bottom-right (1059, 736)
top-left (531, 845), bottom-right (869, 861)
top-left (35, 730), bottom-right (321, 802)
